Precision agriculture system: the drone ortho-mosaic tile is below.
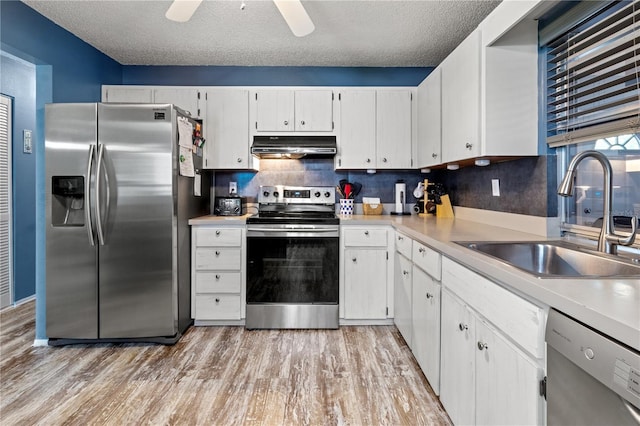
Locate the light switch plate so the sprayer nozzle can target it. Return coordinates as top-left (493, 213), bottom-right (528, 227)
top-left (491, 179), bottom-right (500, 196)
top-left (229, 181), bottom-right (237, 195)
top-left (23, 130), bottom-right (32, 154)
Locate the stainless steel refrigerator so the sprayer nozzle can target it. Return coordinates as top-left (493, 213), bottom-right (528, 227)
top-left (45, 103), bottom-right (209, 345)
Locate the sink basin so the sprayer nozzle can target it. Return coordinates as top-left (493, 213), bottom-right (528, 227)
top-left (455, 240), bottom-right (640, 278)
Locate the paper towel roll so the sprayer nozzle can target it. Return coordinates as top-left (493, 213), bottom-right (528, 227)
top-left (395, 182), bottom-right (406, 214)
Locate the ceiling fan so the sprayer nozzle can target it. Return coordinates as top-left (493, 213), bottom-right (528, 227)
top-left (165, 0), bottom-right (315, 37)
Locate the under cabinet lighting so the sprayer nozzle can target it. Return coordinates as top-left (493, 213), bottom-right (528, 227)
top-left (475, 159), bottom-right (490, 167)
top-left (447, 164), bottom-right (459, 170)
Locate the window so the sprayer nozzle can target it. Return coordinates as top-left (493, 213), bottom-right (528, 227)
top-left (544, 1), bottom-right (640, 245)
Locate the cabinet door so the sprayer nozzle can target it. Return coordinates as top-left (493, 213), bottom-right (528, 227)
top-left (344, 249), bottom-right (387, 319)
top-left (294, 90), bottom-right (334, 131)
top-left (440, 290), bottom-right (475, 426)
top-left (254, 90), bottom-right (294, 132)
top-left (441, 30), bottom-right (481, 163)
top-left (153, 88), bottom-right (201, 118)
top-left (103, 87), bottom-right (153, 103)
top-left (475, 319), bottom-right (542, 426)
top-left (411, 265), bottom-right (441, 395)
top-left (416, 68), bottom-right (442, 168)
top-left (394, 253), bottom-right (413, 346)
top-left (204, 90), bottom-right (250, 169)
top-left (336, 90), bottom-right (376, 169)
top-left (377, 90), bottom-right (412, 169)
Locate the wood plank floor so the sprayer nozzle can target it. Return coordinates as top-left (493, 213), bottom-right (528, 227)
top-left (0, 300), bottom-right (451, 425)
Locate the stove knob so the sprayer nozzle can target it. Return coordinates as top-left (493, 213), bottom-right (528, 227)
top-left (324, 191), bottom-right (331, 198)
top-left (263, 191), bottom-right (270, 197)
top-left (273, 191), bottom-right (279, 198)
top-left (314, 191), bottom-right (321, 198)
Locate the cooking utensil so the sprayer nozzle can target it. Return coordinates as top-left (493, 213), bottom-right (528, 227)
top-left (336, 185), bottom-right (344, 198)
top-left (351, 182), bottom-right (362, 198)
top-left (344, 183), bottom-right (352, 199)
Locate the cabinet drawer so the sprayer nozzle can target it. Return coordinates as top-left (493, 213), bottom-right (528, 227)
top-left (195, 227), bottom-right (242, 247)
top-left (412, 242), bottom-right (441, 280)
top-left (195, 248), bottom-right (241, 270)
top-left (343, 228), bottom-right (387, 247)
top-left (395, 232), bottom-right (412, 258)
top-left (195, 272), bottom-right (241, 293)
top-left (195, 294), bottom-right (241, 320)
top-left (442, 257), bottom-right (544, 358)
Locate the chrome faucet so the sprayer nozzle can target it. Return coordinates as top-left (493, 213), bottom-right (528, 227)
top-left (558, 150), bottom-right (637, 254)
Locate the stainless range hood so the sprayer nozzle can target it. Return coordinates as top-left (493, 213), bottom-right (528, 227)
top-left (251, 136), bottom-right (337, 159)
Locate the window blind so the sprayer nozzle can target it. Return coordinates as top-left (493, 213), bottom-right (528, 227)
top-left (546, 0), bottom-right (640, 147)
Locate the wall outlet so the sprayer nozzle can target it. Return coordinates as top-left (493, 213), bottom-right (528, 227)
top-left (491, 179), bottom-right (500, 197)
top-left (229, 181), bottom-right (237, 195)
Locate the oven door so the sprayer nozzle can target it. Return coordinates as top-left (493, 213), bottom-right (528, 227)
top-left (246, 224), bottom-right (339, 329)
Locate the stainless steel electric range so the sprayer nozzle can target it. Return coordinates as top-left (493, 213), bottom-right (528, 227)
top-left (245, 185), bottom-right (339, 329)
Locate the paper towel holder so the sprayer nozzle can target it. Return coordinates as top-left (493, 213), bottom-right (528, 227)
top-left (390, 179), bottom-right (411, 216)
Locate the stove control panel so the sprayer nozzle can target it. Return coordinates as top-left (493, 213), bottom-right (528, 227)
top-left (258, 185), bottom-right (335, 204)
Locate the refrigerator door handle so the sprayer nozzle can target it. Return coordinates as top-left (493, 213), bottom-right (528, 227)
top-left (95, 144), bottom-right (106, 246)
top-left (86, 144), bottom-right (96, 246)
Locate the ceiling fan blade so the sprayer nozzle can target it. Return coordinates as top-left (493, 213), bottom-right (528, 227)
top-left (165, 0), bottom-right (203, 22)
top-left (273, 0), bottom-right (315, 37)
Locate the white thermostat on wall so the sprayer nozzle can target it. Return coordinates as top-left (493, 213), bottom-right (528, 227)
top-left (23, 129), bottom-right (32, 154)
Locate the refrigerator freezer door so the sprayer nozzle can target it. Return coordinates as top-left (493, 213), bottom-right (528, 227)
top-left (97, 103), bottom-right (176, 338)
top-left (45, 103), bottom-right (99, 339)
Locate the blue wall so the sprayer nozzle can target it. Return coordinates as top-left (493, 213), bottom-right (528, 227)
top-left (124, 66), bottom-right (431, 86)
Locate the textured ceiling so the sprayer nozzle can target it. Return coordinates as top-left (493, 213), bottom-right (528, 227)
top-left (21, 0), bottom-right (501, 67)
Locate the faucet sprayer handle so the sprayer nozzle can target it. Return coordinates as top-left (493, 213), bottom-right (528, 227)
top-left (606, 216), bottom-right (638, 247)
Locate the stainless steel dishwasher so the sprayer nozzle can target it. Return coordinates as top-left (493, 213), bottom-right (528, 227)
top-left (546, 309), bottom-right (640, 425)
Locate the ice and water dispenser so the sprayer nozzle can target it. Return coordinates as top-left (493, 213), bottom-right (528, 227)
top-left (51, 176), bottom-right (85, 226)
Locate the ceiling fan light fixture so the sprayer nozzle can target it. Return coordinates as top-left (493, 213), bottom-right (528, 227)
top-left (166, 0), bottom-right (203, 22)
top-left (273, 0), bottom-right (315, 37)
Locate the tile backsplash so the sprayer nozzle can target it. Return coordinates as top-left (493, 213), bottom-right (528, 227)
top-left (214, 155), bottom-right (557, 218)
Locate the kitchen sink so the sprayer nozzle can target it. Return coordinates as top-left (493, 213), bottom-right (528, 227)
top-left (455, 240), bottom-right (640, 278)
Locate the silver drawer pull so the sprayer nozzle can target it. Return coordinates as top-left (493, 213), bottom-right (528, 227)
top-left (418, 247), bottom-right (425, 253)
top-left (216, 230), bottom-right (221, 236)
top-left (215, 251), bottom-right (220, 256)
top-left (477, 341), bottom-right (488, 351)
top-left (403, 270), bottom-right (409, 275)
top-left (215, 298), bottom-right (220, 303)
top-left (426, 293), bottom-right (433, 299)
top-left (215, 274), bottom-right (221, 280)
top-left (352, 258), bottom-right (357, 262)
top-left (364, 231), bottom-right (369, 236)
top-left (459, 323), bottom-right (468, 331)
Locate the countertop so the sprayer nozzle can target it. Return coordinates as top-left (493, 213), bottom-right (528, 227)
top-left (190, 213), bottom-right (640, 350)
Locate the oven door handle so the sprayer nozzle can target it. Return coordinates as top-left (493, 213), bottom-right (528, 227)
top-left (248, 227), bottom-right (337, 232)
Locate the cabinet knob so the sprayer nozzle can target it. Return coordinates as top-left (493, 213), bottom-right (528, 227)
top-left (477, 341), bottom-right (489, 351)
top-left (458, 323), bottom-right (468, 331)
top-left (237, 157), bottom-right (242, 163)
top-left (398, 236), bottom-right (403, 241)
top-left (215, 230), bottom-right (221, 236)
top-left (300, 120), bottom-right (305, 125)
top-left (418, 247), bottom-right (425, 253)
top-left (426, 292), bottom-right (433, 299)
top-left (366, 158), bottom-right (371, 163)
top-left (382, 158), bottom-right (388, 163)
top-left (364, 231), bottom-right (369, 236)
top-left (403, 270), bottom-right (409, 275)
top-left (215, 251), bottom-right (220, 256)
top-left (352, 258), bottom-right (357, 262)
top-left (215, 274), bottom-right (221, 280)
top-left (465, 142), bottom-right (473, 150)
top-left (215, 298), bottom-right (220, 303)
top-left (284, 120), bottom-right (289, 126)
top-left (432, 153), bottom-right (438, 158)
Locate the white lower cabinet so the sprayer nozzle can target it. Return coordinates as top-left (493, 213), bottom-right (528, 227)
top-left (394, 251), bottom-right (413, 346)
top-left (341, 226), bottom-right (392, 321)
top-left (411, 265), bottom-right (441, 395)
top-left (191, 225), bottom-right (245, 323)
top-left (440, 257), bottom-right (545, 426)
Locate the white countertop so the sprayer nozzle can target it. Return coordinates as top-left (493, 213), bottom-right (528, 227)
top-left (190, 213), bottom-right (640, 350)
top-left (345, 214), bottom-right (640, 352)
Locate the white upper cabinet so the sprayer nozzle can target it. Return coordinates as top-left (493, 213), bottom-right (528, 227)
top-left (441, 30), bottom-right (482, 163)
top-left (376, 90), bottom-right (413, 169)
top-left (416, 67), bottom-right (442, 168)
top-left (253, 89), bottom-right (334, 132)
top-left (336, 90), bottom-right (376, 169)
top-left (204, 89), bottom-right (254, 170)
top-left (153, 88), bottom-right (201, 119)
top-left (102, 86), bottom-right (153, 103)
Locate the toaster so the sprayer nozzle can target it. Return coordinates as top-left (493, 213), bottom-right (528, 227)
top-left (214, 197), bottom-right (246, 216)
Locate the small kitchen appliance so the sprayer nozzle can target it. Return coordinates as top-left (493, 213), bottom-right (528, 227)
top-left (245, 185), bottom-right (339, 329)
top-left (214, 196), bottom-right (246, 216)
top-left (391, 180), bottom-right (411, 215)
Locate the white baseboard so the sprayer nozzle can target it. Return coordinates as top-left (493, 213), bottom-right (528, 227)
top-left (32, 339), bottom-right (49, 347)
top-left (339, 318), bottom-right (395, 326)
top-left (453, 206), bottom-right (561, 237)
